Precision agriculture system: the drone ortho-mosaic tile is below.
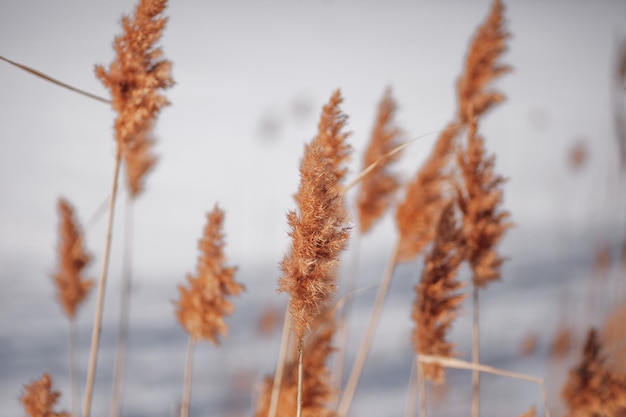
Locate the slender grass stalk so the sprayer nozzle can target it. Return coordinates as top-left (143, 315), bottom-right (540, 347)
top-left (405, 355), bottom-right (418, 417)
top-left (180, 337), bottom-right (196, 417)
top-left (267, 308), bottom-right (292, 417)
top-left (69, 319), bottom-right (80, 417)
top-left (83, 151), bottom-right (122, 417)
top-left (472, 287), bottom-right (480, 417)
top-left (337, 238), bottom-right (400, 417)
top-left (418, 362), bottom-right (426, 417)
top-left (109, 198), bottom-right (135, 417)
top-left (295, 340), bottom-right (304, 417)
top-left (0, 55), bottom-right (111, 104)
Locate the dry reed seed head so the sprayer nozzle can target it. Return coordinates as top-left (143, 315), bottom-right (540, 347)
top-left (278, 91), bottom-right (352, 342)
top-left (562, 328), bottom-right (626, 417)
top-left (457, 0), bottom-right (511, 124)
top-left (357, 87), bottom-right (404, 234)
top-left (20, 373), bottom-right (69, 417)
top-left (95, 0), bottom-right (174, 155)
top-left (254, 310), bottom-right (337, 417)
top-left (175, 205), bottom-right (244, 344)
top-left (125, 122), bottom-right (158, 198)
top-left (602, 302), bottom-right (626, 376)
top-left (457, 118), bottom-right (511, 288)
top-left (412, 202), bottom-right (466, 383)
top-left (53, 198), bottom-right (94, 319)
top-left (517, 407), bottom-right (536, 417)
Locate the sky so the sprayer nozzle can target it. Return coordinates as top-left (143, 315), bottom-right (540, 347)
top-left (1, 1), bottom-right (626, 416)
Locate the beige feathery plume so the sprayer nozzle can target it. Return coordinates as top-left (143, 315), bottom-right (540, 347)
top-left (95, 0), bottom-right (174, 155)
top-left (456, 117), bottom-right (511, 288)
top-left (255, 312), bottom-right (337, 417)
top-left (20, 373), bottom-right (69, 417)
top-left (175, 204), bottom-right (244, 344)
top-left (456, 0), bottom-right (511, 124)
top-left (125, 122), bottom-right (158, 198)
top-left (53, 198), bottom-right (93, 319)
top-left (278, 90), bottom-right (352, 342)
top-left (412, 202), bottom-right (466, 383)
top-left (562, 328), bottom-right (626, 417)
top-left (357, 88), bottom-right (404, 234)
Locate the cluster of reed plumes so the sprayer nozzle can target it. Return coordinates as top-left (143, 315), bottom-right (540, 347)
top-left (13, 1), bottom-right (626, 417)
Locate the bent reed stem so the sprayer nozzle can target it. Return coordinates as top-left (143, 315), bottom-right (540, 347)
top-left (472, 286), bottom-right (480, 417)
top-left (181, 337), bottom-right (196, 417)
top-left (337, 238), bottom-right (401, 417)
top-left (296, 339), bottom-right (304, 417)
top-left (83, 151), bottom-right (122, 417)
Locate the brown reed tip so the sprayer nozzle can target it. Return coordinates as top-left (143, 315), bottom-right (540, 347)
top-left (20, 373), bottom-right (69, 417)
top-left (357, 87), bottom-right (404, 234)
top-left (53, 198), bottom-right (93, 319)
top-left (562, 328), bottom-right (626, 417)
top-left (95, 0), bottom-right (174, 154)
top-left (278, 90), bottom-right (352, 342)
top-left (517, 406), bottom-right (536, 417)
top-left (457, 117), bottom-right (511, 288)
top-left (255, 311), bottom-right (337, 417)
top-left (550, 324), bottom-right (573, 359)
top-left (125, 122), bottom-right (158, 198)
top-left (457, 0), bottom-right (511, 124)
top-left (412, 202), bottom-right (466, 383)
top-left (175, 204), bottom-right (244, 344)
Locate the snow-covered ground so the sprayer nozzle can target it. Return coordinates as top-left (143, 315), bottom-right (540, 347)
top-left (1, 1), bottom-right (626, 417)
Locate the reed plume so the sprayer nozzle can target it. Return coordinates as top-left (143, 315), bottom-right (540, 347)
top-left (21, 373), bottom-right (69, 417)
top-left (255, 312), bottom-right (337, 417)
top-left (357, 87), bottom-right (404, 234)
top-left (412, 202), bottom-right (466, 383)
top-left (54, 198), bottom-right (93, 319)
top-left (278, 89), bottom-right (351, 342)
top-left (562, 328), bottom-right (626, 417)
top-left (175, 204), bottom-right (244, 343)
top-left (124, 122), bottom-right (158, 198)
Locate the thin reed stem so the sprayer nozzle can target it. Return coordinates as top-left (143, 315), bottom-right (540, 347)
top-left (70, 319), bottom-right (80, 417)
top-left (109, 198), bottom-right (135, 417)
top-left (418, 361), bottom-right (426, 417)
top-left (472, 286), bottom-right (480, 417)
top-left (181, 337), bottom-right (196, 417)
top-left (83, 152), bottom-right (122, 417)
top-left (267, 308), bottom-right (292, 417)
top-left (418, 355), bottom-right (551, 417)
top-left (0, 55), bottom-right (111, 104)
top-left (405, 355), bottom-right (418, 417)
top-left (337, 238), bottom-right (400, 417)
top-left (296, 339), bottom-right (304, 417)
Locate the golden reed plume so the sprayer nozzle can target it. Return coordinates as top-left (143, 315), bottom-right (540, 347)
top-left (278, 90), bottom-right (352, 342)
top-left (95, 0), bottom-right (174, 155)
top-left (20, 373), bottom-right (69, 417)
top-left (53, 198), bottom-right (93, 319)
top-left (125, 122), bottom-right (158, 198)
top-left (562, 328), bottom-right (626, 417)
top-left (357, 88), bottom-right (404, 234)
top-left (412, 202), bottom-right (466, 383)
top-left (176, 204), bottom-right (244, 344)
top-left (255, 312), bottom-right (337, 417)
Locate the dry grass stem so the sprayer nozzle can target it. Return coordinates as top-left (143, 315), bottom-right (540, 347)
top-left (21, 373), bottom-right (69, 417)
top-left (175, 204), bottom-right (244, 343)
top-left (267, 309), bottom-right (292, 417)
top-left (256, 312), bottom-right (337, 417)
top-left (95, 0), bottom-right (174, 156)
top-left (357, 87), bottom-right (404, 233)
top-left (0, 54), bottom-right (111, 104)
top-left (413, 202), bottom-right (466, 383)
top-left (278, 89), bottom-right (351, 342)
top-left (562, 328), bottom-right (626, 417)
top-left (54, 198), bottom-right (94, 319)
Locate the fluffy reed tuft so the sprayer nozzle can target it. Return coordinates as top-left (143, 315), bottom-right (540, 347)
top-left (125, 122), bottom-right (158, 198)
top-left (357, 88), bottom-right (404, 234)
top-left (562, 328), bottom-right (626, 417)
top-left (456, 117), bottom-right (511, 287)
top-left (278, 90), bottom-right (352, 341)
top-left (456, 0), bottom-right (511, 124)
top-left (53, 198), bottom-right (93, 319)
top-left (20, 373), bottom-right (69, 417)
top-left (255, 312), bottom-right (337, 417)
top-left (412, 202), bottom-right (466, 383)
top-left (175, 204), bottom-right (244, 344)
top-left (95, 0), bottom-right (174, 155)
